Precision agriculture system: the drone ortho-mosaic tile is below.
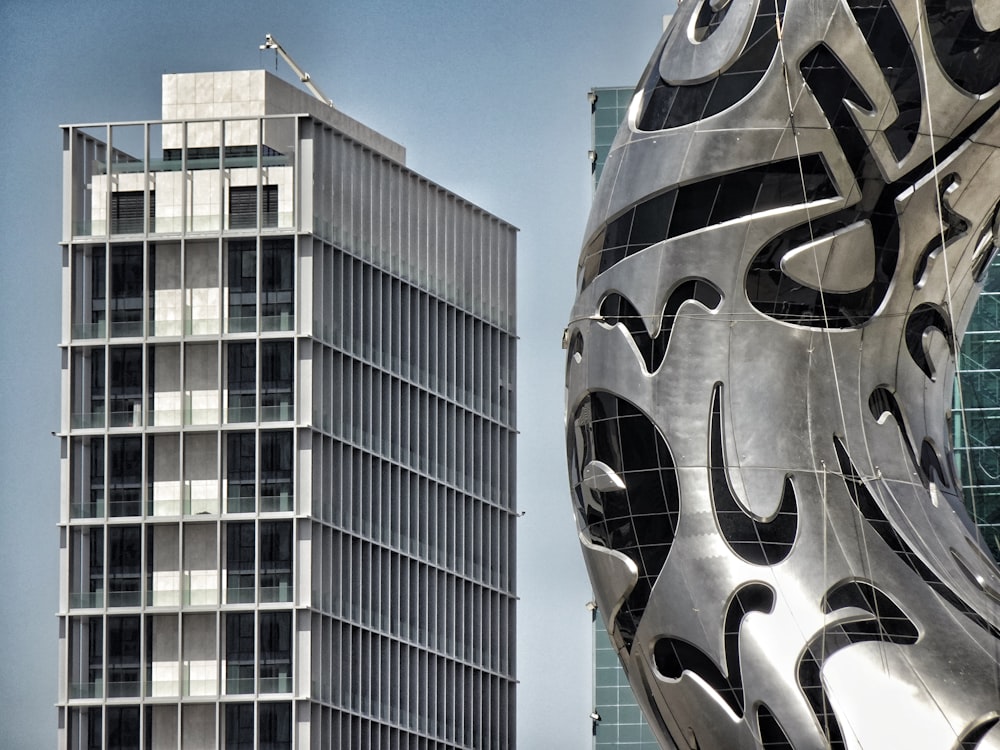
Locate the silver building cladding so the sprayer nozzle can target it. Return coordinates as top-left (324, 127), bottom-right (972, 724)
top-left (57, 70), bottom-right (517, 749)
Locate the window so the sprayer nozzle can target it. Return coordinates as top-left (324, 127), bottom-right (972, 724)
top-left (227, 343), bottom-right (256, 422)
top-left (106, 706), bottom-right (140, 750)
top-left (226, 703), bottom-right (255, 750)
top-left (260, 521), bottom-right (292, 601)
top-left (109, 347), bottom-right (142, 426)
top-left (260, 431), bottom-right (293, 511)
top-left (89, 437), bottom-right (105, 515)
top-left (227, 522), bottom-right (256, 603)
top-left (228, 240), bottom-right (257, 331)
top-left (259, 702), bottom-right (292, 750)
top-left (106, 616), bottom-right (141, 697)
top-left (227, 432), bottom-right (256, 512)
top-left (111, 245), bottom-right (143, 336)
top-left (108, 436), bottom-right (142, 516)
top-left (259, 612), bottom-right (292, 693)
top-left (260, 342), bottom-right (293, 421)
top-left (108, 526), bottom-right (141, 606)
top-left (230, 186), bottom-right (277, 229)
top-left (227, 613), bottom-right (255, 694)
top-left (261, 239), bottom-right (293, 328)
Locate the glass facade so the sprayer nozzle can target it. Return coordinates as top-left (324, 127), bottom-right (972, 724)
top-left (955, 256), bottom-right (1000, 561)
top-left (59, 71), bottom-right (517, 749)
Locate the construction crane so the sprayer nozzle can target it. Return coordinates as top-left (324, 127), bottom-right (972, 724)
top-left (260, 34), bottom-right (333, 107)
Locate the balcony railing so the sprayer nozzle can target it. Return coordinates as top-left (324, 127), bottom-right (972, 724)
top-left (262, 312), bottom-right (295, 332)
top-left (71, 411), bottom-right (106, 430)
top-left (261, 402), bottom-right (293, 422)
top-left (70, 499), bottom-right (105, 519)
top-left (72, 321), bottom-right (106, 340)
top-left (227, 493), bottom-right (256, 514)
top-left (107, 589), bottom-right (142, 607)
top-left (259, 673), bottom-right (292, 694)
top-left (70, 680), bottom-right (103, 700)
top-left (69, 591), bottom-right (104, 609)
top-left (106, 680), bottom-right (141, 698)
top-left (227, 316), bottom-right (257, 333)
top-left (227, 585), bottom-right (256, 604)
top-left (260, 582), bottom-right (293, 603)
top-left (260, 493), bottom-right (293, 513)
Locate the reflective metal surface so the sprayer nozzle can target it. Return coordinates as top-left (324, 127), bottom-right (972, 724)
top-left (567, 1), bottom-right (1000, 747)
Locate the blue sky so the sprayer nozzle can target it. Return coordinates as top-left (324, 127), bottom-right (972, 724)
top-left (0, 1), bottom-right (672, 746)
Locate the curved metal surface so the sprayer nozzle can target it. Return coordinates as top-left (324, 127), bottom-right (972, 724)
top-left (567, 1), bottom-right (1000, 747)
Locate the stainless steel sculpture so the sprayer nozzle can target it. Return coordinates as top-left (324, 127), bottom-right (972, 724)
top-left (566, 1), bottom-right (1000, 747)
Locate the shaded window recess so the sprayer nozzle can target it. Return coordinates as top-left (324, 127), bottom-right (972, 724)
top-left (111, 191), bottom-right (154, 234)
top-left (653, 583), bottom-right (774, 718)
top-left (599, 280), bottom-right (722, 373)
top-left (925, 0), bottom-right (1000, 95)
top-left (567, 391), bottom-right (681, 649)
top-left (230, 185), bottom-right (278, 229)
top-left (833, 436), bottom-right (1000, 639)
top-left (580, 154), bottom-right (836, 290)
top-left (709, 383), bottom-right (797, 565)
top-left (637, 0), bottom-right (786, 132)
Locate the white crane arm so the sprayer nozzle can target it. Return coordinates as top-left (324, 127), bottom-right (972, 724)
top-left (260, 33), bottom-right (333, 107)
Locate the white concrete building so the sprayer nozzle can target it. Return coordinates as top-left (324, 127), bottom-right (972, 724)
top-left (58, 70), bottom-right (517, 749)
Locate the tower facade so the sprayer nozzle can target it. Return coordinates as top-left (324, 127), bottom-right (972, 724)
top-left (58, 70), bottom-right (517, 749)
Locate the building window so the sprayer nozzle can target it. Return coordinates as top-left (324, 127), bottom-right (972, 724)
top-left (228, 240), bottom-right (257, 332)
top-left (88, 437), bottom-right (105, 517)
top-left (260, 342), bottom-right (293, 421)
top-left (108, 436), bottom-right (142, 517)
top-left (227, 343), bottom-right (256, 423)
top-left (88, 529), bottom-right (104, 604)
top-left (227, 432), bottom-right (256, 512)
top-left (260, 431), bottom-right (293, 511)
top-left (225, 703), bottom-right (255, 749)
top-left (259, 702), bottom-right (292, 750)
top-left (227, 522), bottom-right (256, 603)
top-left (261, 239), bottom-right (293, 329)
top-left (259, 612), bottom-right (292, 693)
top-left (260, 521), bottom-right (292, 602)
top-left (105, 706), bottom-right (140, 750)
top-left (106, 615), bottom-right (141, 697)
top-left (230, 186), bottom-right (277, 229)
top-left (107, 526), bottom-right (141, 606)
top-left (227, 613), bottom-right (255, 694)
top-left (110, 244), bottom-right (143, 337)
top-left (108, 346), bottom-right (142, 426)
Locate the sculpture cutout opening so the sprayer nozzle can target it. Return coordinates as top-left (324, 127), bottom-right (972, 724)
top-left (566, 1), bottom-right (1000, 747)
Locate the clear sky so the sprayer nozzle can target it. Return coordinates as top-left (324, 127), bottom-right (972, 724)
top-left (0, 1), bottom-right (672, 746)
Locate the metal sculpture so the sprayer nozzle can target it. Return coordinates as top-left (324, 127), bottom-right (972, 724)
top-left (566, 1), bottom-right (1000, 747)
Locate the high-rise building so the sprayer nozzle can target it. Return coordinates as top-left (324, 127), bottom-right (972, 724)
top-left (57, 69), bottom-right (517, 749)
